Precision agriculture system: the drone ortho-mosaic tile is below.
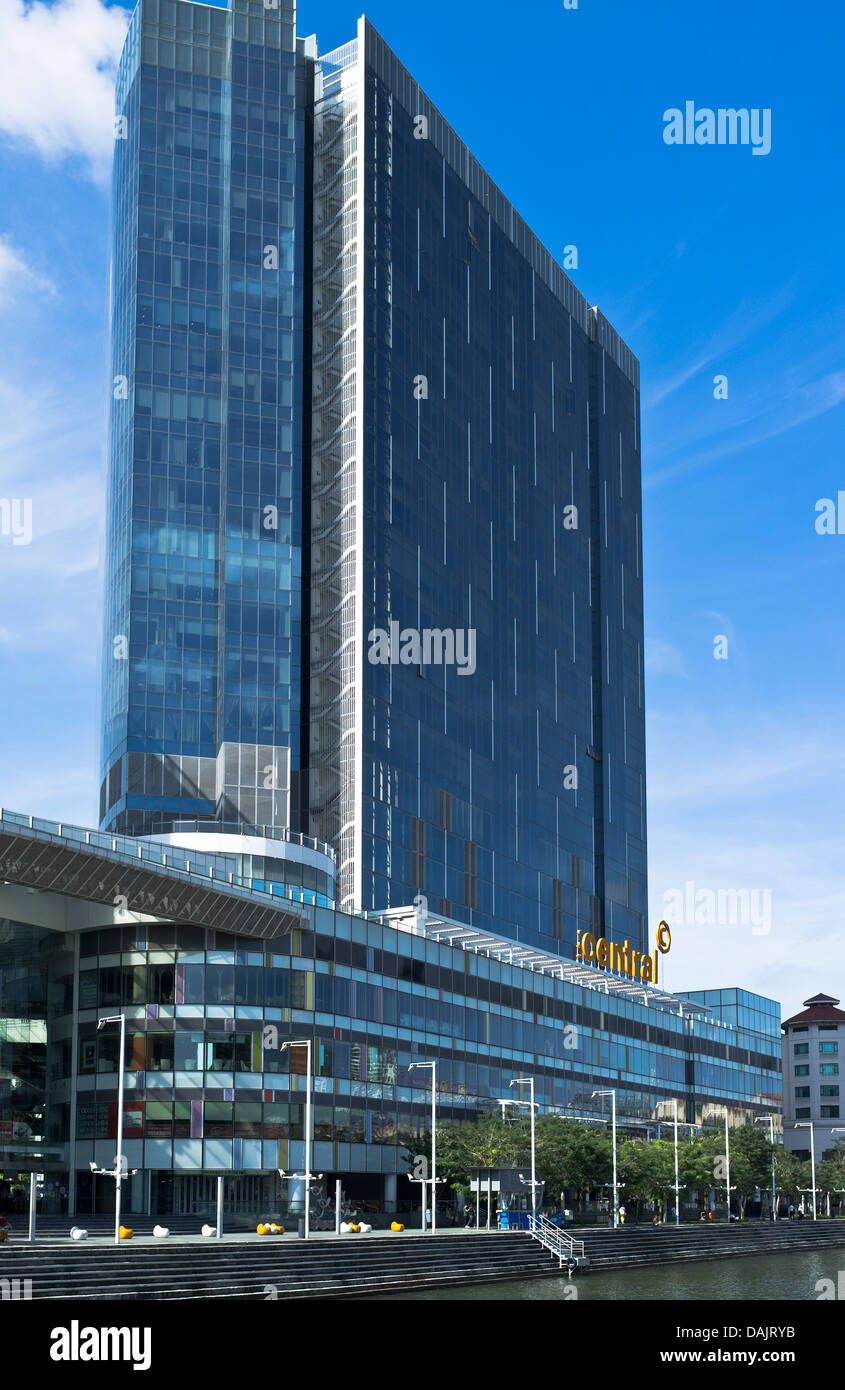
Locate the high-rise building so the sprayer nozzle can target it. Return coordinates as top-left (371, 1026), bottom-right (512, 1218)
top-left (99, 0), bottom-right (646, 962)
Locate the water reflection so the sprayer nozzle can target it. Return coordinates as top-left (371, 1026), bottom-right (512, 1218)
top-left (361, 1247), bottom-right (845, 1300)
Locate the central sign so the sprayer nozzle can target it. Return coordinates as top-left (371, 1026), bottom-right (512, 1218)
top-left (575, 921), bottom-right (671, 985)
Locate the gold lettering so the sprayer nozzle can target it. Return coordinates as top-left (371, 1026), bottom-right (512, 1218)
top-left (582, 932), bottom-right (596, 963)
top-left (596, 938), bottom-right (609, 968)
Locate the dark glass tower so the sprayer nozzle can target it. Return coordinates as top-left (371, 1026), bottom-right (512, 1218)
top-left (101, 3), bottom-right (646, 961)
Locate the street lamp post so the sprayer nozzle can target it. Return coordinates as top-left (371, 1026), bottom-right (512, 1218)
top-left (510, 1078), bottom-right (538, 1217)
top-left (673, 1099), bottom-right (680, 1227)
top-left (754, 1114), bottom-right (779, 1222)
top-left (408, 1061), bottom-right (437, 1233)
top-left (96, 1015), bottom-right (129, 1245)
top-left (793, 1122), bottom-right (818, 1220)
top-left (279, 1039), bottom-right (317, 1239)
top-left (592, 1090), bottom-right (620, 1228)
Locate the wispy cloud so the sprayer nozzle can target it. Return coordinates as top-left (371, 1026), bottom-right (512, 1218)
top-left (0, 0), bottom-right (129, 183)
top-left (646, 288), bottom-right (794, 409)
top-left (645, 636), bottom-right (688, 679)
top-left (0, 234), bottom-right (55, 304)
top-left (647, 703), bottom-right (845, 1016)
top-left (645, 362), bottom-right (845, 489)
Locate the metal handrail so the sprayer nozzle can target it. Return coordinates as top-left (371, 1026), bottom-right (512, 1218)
top-left (527, 1214), bottom-right (585, 1268)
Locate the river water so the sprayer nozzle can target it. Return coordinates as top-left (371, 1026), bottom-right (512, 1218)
top-left (362, 1246), bottom-right (845, 1300)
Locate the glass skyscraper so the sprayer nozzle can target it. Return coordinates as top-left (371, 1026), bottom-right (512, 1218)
top-left (100, 0), bottom-right (646, 963)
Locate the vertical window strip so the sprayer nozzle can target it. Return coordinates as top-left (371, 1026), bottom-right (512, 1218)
top-left (554, 647), bottom-right (559, 721)
top-left (466, 267), bottom-right (470, 343)
top-left (442, 157), bottom-right (446, 238)
top-left (572, 591), bottom-right (576, 663)
top-left (533, 412), bottom-right (537, 485)
top-left (536, 709), bottom-right (540, 786)
top-left (464, 419), bottom-right (472, 503)
top-left (443, 479), bottom-right (447, 566)
top-left (532, 270), bottom-right (536, 341)
top-left (552, 501), bottom-right (556, 577)
top-left (535, 559), bottom-right (539, 636)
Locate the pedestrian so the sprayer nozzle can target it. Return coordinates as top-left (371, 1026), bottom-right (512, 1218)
top-left (619, 1205), bottom-right (626, 1226)
top-left (463, 1203), bottom-right (474, 1228)
top-left (788, 1202), bottom-right (795, 1220)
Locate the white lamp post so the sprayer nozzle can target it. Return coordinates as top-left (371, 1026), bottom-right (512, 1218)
top-left (408, 1061), bottom-right (437, 1233)
top-left (592, 1089), bottom-right (621, 1227)
top-left (754, 1114), bottom-right (779, 1222)
top-left (510, 1077), bottom-right (539, 1218)
top-left (672, 1099), bottom-right (680, 1226)
top-left (278, 1039), bottom-right (318, 1240)
top-left (793, 1122), bottom-right (818, 1220)
top-left (94, 1014), bottom-right (131, 1246)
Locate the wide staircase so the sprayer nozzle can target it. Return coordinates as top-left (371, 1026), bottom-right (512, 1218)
top-left (0, 1231), bottom-right (553, 1301)
top-left (569, 1219), bottom-right (845, 1273)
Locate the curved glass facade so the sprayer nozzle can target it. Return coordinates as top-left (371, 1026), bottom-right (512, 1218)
top-left (0, 881), bottom-right (780, 1218)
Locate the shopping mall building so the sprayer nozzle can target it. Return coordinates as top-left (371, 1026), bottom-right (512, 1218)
top-left (0, 808), bottom-right (781, 1217)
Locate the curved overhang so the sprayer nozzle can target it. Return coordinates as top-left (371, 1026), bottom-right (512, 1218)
top-left (0, 810), bottom-right (307, 941)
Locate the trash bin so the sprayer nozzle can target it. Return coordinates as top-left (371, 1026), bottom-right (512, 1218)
top-left (298, 1216), bottom-right (306, 1238)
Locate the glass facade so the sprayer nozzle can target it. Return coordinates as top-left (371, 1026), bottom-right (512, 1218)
top-left (101, 3), bottom-right (646, 964)
top-left (101, 0), bottom-right (305, 843)
top-left (346, 27), bottom-right (646, 955)
top-left (0, 867), bottom-right (781, 1215)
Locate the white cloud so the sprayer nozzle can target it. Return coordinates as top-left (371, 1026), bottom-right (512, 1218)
top-left (645, 636), bottom-right (687, 679)
top-left (0, 235), bottom-right (54, 305)
top-left (647, 703), bottom-right (845, 1018)
top-left (0, 0), bottom-right (129, 183)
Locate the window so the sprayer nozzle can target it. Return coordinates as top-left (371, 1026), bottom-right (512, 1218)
top-left (795, 1065), bottom-right (810, 1076)
top-left (821, 1106), bottom-right (840, 1119)
top-left (795, 1087), bottom-right (810, 1099)
top-left (820, 1064), bottom-right (839, 1076)
top-left (820, 1086), bottom-right (839, 1098)
top-left (795, 1107), bottom-right (811, 1118)
top-left (821, 1042), bottom-right (839, 1054)
top-left (793, 1043), bottom-right (809, 1055)
top-left (792, 1026), bottom-right (808, 1033)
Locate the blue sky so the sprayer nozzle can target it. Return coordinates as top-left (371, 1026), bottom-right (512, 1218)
top-left (0, 0), bottom-right (842, 1016)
